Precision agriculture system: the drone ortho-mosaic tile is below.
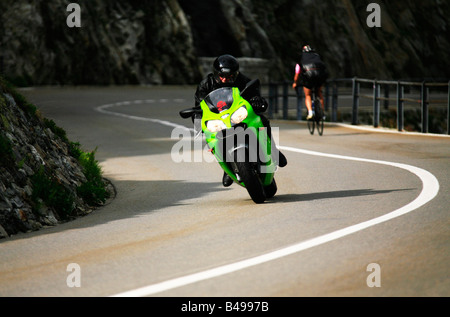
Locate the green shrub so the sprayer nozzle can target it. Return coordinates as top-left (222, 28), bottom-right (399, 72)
top-left (1, 75), bottom-right (110, 218)
top-left (68, 141), bottom-right (83, 160)
top-left (44, 118), bottom-right (68, 141)
top-left (77, 148), bottom-right (110, 206)
top-left (31, 166), bottom-right (75, 219)
top-left (0, 76), bottom-right (37, 117)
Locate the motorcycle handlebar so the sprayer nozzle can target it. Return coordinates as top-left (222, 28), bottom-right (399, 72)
top-left (179, 108), bottom-right (201, 119)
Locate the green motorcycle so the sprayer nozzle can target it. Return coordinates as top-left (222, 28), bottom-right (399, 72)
top-left (180, 79), bottom-right (277, 203)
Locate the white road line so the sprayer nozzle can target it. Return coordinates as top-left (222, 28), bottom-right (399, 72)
top-left (96, 101), bottom-right (189, 130)
top-left (100, 100), bottom-right (440, 297)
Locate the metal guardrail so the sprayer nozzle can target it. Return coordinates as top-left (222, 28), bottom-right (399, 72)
top-left (265, 78), bottom-right (450, 135)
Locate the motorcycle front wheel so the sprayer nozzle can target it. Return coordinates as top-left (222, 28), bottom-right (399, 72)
top-left (235, 161), bottom-right (266, 204)
top-left (264, 179), bottom-right (277, 199)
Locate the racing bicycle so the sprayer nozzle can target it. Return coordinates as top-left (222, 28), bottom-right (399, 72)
top-left (307, 87), bottom-right (324, 136)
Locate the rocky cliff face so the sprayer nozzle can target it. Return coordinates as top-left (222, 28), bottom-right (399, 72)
top-left (0, 0), bottom-right (448, 84)
top-left (0, 0), bottom-right (200, 85)
top-left (0, 80), bottom-right (111, 238)
top-left (272, 0), bottom-right (450, 79)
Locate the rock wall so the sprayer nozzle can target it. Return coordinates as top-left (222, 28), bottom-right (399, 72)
top-left (0, 0), bottom-right (201, 85)
top-left (0, 0), bottom-right (448, 84)
top-left (0, 81), bottom-right (110, 238)
top-left (258, 0), bottom-right (450, 80)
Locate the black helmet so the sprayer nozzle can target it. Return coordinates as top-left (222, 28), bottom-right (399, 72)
top-left (213, 54), bottom-right (239, 84)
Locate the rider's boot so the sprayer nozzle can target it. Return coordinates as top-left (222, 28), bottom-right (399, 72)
top-left (222, 172), bottom-right (233, 187)
top-left (271, 143), bottom-right (287, 167)
top-left (259, 115), bottom-right (287, 168)
top-left (267, 125), bottom-right (287, 167)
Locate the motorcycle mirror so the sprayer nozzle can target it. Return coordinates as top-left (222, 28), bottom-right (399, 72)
top-left (179, 108), bottom-right (201, 119)
top-left (240, 79), bottom-right (261, 101)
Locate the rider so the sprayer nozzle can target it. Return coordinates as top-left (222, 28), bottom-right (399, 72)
top-left (292, 45), bottom-right (328, 119)
top-left (194, 54), bottom-right (287, 187)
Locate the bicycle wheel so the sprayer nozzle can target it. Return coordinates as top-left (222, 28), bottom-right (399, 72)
top-left (317, 116), bottom-right (324, 135)
top-left (314, 98), bottom-right (324, 136)
top-left (307, 116), bottom-right (315, 135)
top-left (315, 101), bottom-right (323, 136)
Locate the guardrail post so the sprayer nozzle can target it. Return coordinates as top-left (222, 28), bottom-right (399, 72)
top-left (396, 81), bottom-right (404, 131)
top-left (351, 77), bottom-right (359, 125)
top-left (282, 81), bottom-right (288, 120)
top-left (421, 81), bottom-right (428, 133)
top-left (447, 80), bottom-right (450, 135)
top-left (373, 80), bottom-right (380, 128)
top-left (325, 82), bottom-right (330, 112)
top-left (384, 84), bottom-right (389, 109)
top-left (332, 80), bottom-right (338, 122)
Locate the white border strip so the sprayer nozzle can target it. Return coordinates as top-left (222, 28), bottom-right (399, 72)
top-left (111, 145), bottom-right (439, 297)
top-left (328, 122), bottom-right (450, 138)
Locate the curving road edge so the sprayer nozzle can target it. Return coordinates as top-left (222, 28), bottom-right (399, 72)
top-left (99, 101), bottom-right (440, 297)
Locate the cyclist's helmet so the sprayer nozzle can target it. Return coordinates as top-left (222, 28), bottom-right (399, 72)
top-left (302, 45), bottom-right (314, 53)
top-left (213, 54), bottom-right (239, 84)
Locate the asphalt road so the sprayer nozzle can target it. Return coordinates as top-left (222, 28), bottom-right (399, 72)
top-left (1, 86), bottom-right (449, 298)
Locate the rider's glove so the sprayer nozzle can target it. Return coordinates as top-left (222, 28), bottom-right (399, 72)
top-left (250, 96), bottom-right (268, 114)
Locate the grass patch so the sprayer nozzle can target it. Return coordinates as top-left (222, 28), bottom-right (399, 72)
top-left (0, 76), bottom-right (37, 117)
top-left (76, 148), bottom-right (110, 206)
top-left (43, 117), bottom-right (84, 158)
top-left (31, 166), bottom-right (75, 220)
top-left (30, 146), bottom-right (110, 220)
top-left (44, 118), bottom-right (69, 141)
top-left (41, 111), bottom-right (109, 207)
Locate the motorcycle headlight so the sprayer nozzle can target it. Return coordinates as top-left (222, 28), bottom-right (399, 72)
top-left (231, 106), bottom-right (248, 124)
top-left (206, 120), bottom-right (227, 132)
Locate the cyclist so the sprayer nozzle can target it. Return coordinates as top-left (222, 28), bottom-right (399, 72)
top-left (292, 45), bottom-right (328, 119)
top-left (194, 54), bottom-right (287, 187)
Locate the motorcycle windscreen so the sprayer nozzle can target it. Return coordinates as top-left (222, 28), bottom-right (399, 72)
top-left (204, 87), bottom-right (234, 113)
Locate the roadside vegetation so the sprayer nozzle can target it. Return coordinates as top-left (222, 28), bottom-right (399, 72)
top-left (0, 76), bottom-right (110, 221)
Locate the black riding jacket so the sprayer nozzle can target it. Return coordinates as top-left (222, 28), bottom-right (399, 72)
top-left (194, 73), bottom-right (267, 113)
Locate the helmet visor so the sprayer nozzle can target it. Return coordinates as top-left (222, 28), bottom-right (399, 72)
top-left (217, 71), bottom-right (238, 84)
